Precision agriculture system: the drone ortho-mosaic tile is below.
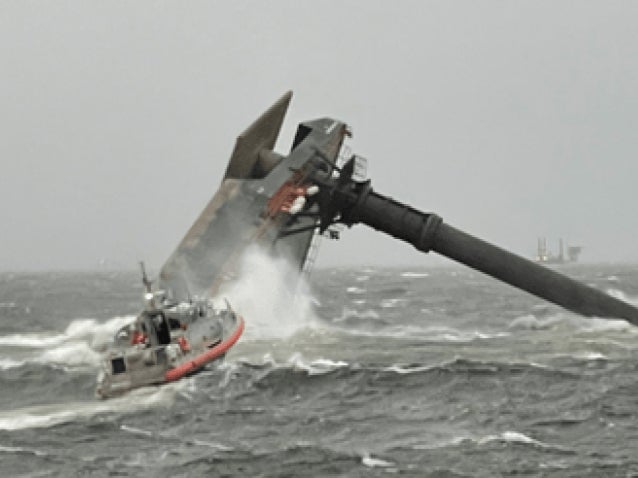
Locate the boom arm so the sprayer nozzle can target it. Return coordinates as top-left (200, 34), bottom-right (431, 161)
top-left (303, 157), bottom-right (638, 324)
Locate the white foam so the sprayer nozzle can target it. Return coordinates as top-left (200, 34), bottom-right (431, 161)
top-left (0, 381), bottom-right (185, 431)
top-left (237, 352), bottom-right (350, 376)
top-left (509, 312), bottom-right (637, 334)
top-left (189, 439), bottom-right (234, 451)
top-left (0, 444), bottom-right (47, 456)
top-left (380, 298), bottom-right (404, 308)
top-left (0, 333), bottom-right (66, 348)
top-left (0, 316), bottom-right (134, 350)
top-left (39, 341), bottom-right (102, 368)
top-left (400, 272), bottom-right (429, 278)
top-left (361, 453), bottom-right (395, 468)
top-left (216, 247), bottom-right (318, 340)
top-left (288, 353), bottom-right (349, 375)
top-left (0, 357), bottom-right (25, 370)
top-left (477, 431), bottom-right (550, 448)
top-left (345, 324), bottom-right (509, 342)
top-left (120, 424), bottom-right (153, 437)
top-left (0, 315), bottom-right (136, 370)
top-left (333, 308), bottom-right (380, 322)
top-left (383, 364), bottom-right (434, 375)
top-left (346, 287), bottom-right (366, 294)
top-left (566, 351), bottom-right (608, 361)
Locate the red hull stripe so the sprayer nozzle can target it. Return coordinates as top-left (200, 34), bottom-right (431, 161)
top-left (164, 316), bottom-right (245, 382)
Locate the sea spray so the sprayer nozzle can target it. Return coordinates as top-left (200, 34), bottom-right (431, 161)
top-left (216, 246), bottom-right (318, 340)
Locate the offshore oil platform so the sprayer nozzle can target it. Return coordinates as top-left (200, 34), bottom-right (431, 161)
top-left (535, 238), bottom-right (583, 264)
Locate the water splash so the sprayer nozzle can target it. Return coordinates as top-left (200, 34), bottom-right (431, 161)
top-left (0, 315), bottom-right (135, 369)
top-left (216, 247), bottom-right (318, 340)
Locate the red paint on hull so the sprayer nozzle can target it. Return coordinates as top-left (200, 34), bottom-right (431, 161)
top-left (164, 316), bottom-right (245, 382)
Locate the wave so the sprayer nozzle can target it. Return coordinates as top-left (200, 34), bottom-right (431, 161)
top-left (332, 308), bottom-right (381, 323)
top-left (400, 272), bottom-right (429, 278)
top-left (0, 357), bottom-right (25, 370)
top-left (0, 380), bottom-right (187, 431)
top-left (411, 430), bottom-right (572, 454)
top-left (361, 452), bottom-right (395, 468)
top-left (216, 247), bottom-right (318, 340)
top-left (0, 315), bottom-right (135, 371)
top-left (0, 445), bottom-right (47, 457)
top-left (346, 287), bottom-right (366, 294)
top-left (0, 315), bottom-right (134, 349)
top-left (235, 353), bottom-right (351, 378)
top-left (509, 312), bottom-right (638, 335)
top-left (227, 354), bottom-right (574, 392)
top-left (380, 298), bottom-right (405, 308)
top-left (39, 341), bottom-right (102, 368)
top-left (341, 322), bottom-right (510, 342)
top-left (472, 431), bottom-right (572, 453)
top-left (287, 353), bottom-right (350, 376)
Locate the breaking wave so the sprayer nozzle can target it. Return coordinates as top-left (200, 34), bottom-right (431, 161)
top-left (216, 247), bottom-right (319, 340)
top-left (0, 315), bottom-right (135, 370)
top-left (400, 272), bottom-right (429, 278)
top-left (509, 311), bottom-right (638, 334)
top-left (0, 380), bottom-right (186, 431)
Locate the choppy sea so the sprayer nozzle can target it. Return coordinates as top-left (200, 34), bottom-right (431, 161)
top-left (2, 264), bottom-right (638, 477)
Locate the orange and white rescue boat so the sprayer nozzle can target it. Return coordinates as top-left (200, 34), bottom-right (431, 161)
top-left (96, 295), bottom-right (243, 398)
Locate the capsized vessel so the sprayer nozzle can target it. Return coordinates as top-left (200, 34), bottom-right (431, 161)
top-left (98, 91), bottom-right (638, 397)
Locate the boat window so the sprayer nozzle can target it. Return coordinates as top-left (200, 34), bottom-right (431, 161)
top-left (155, 347), bottom-right (167, 365)
top-left (111, 357), bottom-right (126, 374)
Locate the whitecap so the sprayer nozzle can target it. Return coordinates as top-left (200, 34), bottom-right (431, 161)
top-left (0, 357), bottom-right (25, 370)
top-left (477, 431), bottom-right (550, 448)
top-left (400, 272), bottom-right (429, 278)
top-left (0, 444), bottom-right (47, 457)
top-left (39, 341), bottom-right (102, 368)
top-left (380, 298), bottom-right (404, 308)
top-left (383, 364), bottom-right (434, 375)
top-left (347, 287), bottom-right (366, 294)
top-left (509, 312), bottom-right (635, 334)
top-left (0, 315), bottom-right (134, 350)
top-left (333, 308), bottom-right (380, 322)
top-left (0, 381), bottom-right (185, 431)
top-left (361, 453), bottom-right (395, 468)
top-left (189, 439), bottom-right (234, 451)
top-left (288, 353), bottom-right (349, 375)
top-left (0, 333), bottom-right (66, 348)
top-left (120, 424), bottom-right (153, 437)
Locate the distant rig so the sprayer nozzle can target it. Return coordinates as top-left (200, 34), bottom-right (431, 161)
top-left (535, 238), bottom-right (582, 264)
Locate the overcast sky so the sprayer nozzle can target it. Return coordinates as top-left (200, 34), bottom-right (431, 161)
top-left (1, 1), bottom-right (638, 271)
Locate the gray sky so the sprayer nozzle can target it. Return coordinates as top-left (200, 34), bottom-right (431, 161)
top-left (2, 1), bottom-right (638, 271)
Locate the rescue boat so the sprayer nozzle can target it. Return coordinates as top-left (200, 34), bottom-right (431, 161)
top-left (96, 292), bottom-right (244, 398)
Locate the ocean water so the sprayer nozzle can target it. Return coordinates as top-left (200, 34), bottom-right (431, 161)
top-left (2, 264), bottom-right (638, 477)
